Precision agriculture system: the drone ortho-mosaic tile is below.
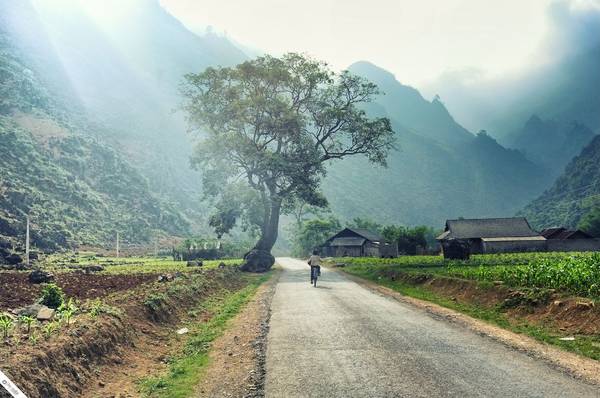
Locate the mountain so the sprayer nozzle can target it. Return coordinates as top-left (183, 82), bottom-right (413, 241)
top-left (2, 0), bottom-right (249, 227)
top-left (425, 43), bottom-right (600, 139)
top-left (521, 135), bottom-right (600, 230)
top-left (0, 24), bottom-right (188, 249)
top-left (505, 115), bottom-right (596, 176)
top-left (321, 62), bottom-right (550, 227)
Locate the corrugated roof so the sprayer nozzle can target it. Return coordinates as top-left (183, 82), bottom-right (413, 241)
top-left (440, 217), bottom-right (540, 240)
top-left (330, 237), bottom-right (366, 247)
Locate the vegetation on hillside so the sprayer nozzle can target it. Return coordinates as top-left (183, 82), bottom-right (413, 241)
top-left (522, 135), bottom-right (600, 231)
top-left (0, 16), bottom-right (196, 250)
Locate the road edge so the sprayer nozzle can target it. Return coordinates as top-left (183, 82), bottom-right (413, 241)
top-left (335, 267), bottom-right (600, 387)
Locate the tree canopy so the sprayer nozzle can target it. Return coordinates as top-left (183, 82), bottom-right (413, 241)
top-left (182, 53), bottom-right (395, 271)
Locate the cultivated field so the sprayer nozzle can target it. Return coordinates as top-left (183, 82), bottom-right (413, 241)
top-left (331, 252), bottom-right (600, 298)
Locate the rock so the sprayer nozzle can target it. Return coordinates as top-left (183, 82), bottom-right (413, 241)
top-left (218, 262), bottom-right (227, 269)
top-left (186, 260), bottom-right (203, 267)
top-left (16, 303), bottom-right (44, 317)
top-left (176, 327), bottom-right (189, 335)
top-left (36, 306), bottom-right (55, 321)
top-left (14, 262), bottom-right (31, 271)
top-left (5, 254), bottom-right (23, 265)
top-left (158, 274), bottom-right (174, 282)
top-left (28, 269), bottom-right (54, 284)
top-left (98, 381), bottom-right (106, 388)
top-left (553, 300), bottom-right (563, 306)
top-left (240, 250), bottom-right (274, 273)
top-left (576, 301), bottom-right (594, 310)
top-left (84, 265), bottom-right (104, 273)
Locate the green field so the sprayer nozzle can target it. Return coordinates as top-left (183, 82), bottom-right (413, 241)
top-left (330, 251), bottom-right (600, 298)
top-left (42, 253), bottom-right (241, 275)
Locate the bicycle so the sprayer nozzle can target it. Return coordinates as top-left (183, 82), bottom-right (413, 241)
top-left (310, 265), bottom-right (320, 287)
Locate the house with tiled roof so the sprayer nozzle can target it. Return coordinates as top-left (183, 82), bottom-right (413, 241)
top-left (436, 217), bottom-right (546, 254)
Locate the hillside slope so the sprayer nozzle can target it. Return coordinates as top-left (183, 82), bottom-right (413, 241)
top-left (521, 135), bottom-right (600, 229)
top-left (0, 13), bottom-right (189, 250)
top-left (323, 62), bottom-right (549, 226)
top-left (505, 115), bottom-right (596, 176)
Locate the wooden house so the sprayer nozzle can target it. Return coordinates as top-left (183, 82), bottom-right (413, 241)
top-left (436, 217), bottom-right (546, 254)
top-left (321, 228), bottom-right (383, 257)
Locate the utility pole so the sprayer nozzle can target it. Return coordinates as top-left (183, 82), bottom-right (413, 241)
top-left (25, 215), bottom-right (30, 266)
top-left (116, 232), bottom-right (120, 258)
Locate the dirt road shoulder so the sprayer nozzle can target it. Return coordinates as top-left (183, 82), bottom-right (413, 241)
top-left (196, 268), bottom-right (281, 398)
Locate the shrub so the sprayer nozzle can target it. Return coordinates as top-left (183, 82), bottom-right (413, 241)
top-left (40, 283), bottom-right (65, 309)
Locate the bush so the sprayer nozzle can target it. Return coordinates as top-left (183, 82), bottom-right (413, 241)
top-left (40, 283), bottom-right (65, 309)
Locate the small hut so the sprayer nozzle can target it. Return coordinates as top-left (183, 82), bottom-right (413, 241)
top-left (321, 228), bottom-right (383, 257)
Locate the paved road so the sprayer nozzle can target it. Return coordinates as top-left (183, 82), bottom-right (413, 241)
top-left (265, 258), bottom-right (600, 398)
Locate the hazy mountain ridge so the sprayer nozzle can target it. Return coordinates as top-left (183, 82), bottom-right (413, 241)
top-left (506, 115), bottom-right (597, 176)
top-left (323, 62), bottom-right (549, 226)
top-left (521, 135), bottom-right (600, 230)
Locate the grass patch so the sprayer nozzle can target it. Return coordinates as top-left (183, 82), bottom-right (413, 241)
top-left (139, 272), bottom-right (272, 398)
top-left (342, 265), bottom-right (600, 361)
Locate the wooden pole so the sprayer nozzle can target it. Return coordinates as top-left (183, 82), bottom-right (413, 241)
top-left (25, 216), bottom-right (30, 266)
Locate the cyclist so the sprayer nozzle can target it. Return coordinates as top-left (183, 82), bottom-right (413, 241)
top-left (308, 249), bottom-right (321, 285)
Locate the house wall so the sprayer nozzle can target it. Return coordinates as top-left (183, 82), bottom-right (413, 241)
top-left (469, 239), bottom-right (484, 254)
top-left (364, 242), bottom-right (380, 257)
top-left (482, 240), bottom-right (547, 254)
top-left (380, 243), bottom-right (399, 258)
top-left (547, 239), bottom-right (600, 252)
top-left (333, 246), bottom-right (363, 257)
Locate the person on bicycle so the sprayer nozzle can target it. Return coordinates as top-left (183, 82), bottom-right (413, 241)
top-left (308, 249), bottom-right (321, 283)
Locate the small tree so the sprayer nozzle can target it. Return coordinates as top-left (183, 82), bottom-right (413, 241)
top-left (293, 217), bottom-right (341, 257)
top-left (182, 53), bottom-right (395, 271)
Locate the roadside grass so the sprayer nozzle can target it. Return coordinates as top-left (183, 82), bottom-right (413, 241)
top-left (342, 265), bottom-right (600, 361)
top-left (138, 272), bottom-right (272, 398)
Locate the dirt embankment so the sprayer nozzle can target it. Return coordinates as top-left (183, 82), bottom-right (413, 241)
top-left (379, 269), bottom-right (600, 336)
top-left (0, 268), bottom-right (249, 398)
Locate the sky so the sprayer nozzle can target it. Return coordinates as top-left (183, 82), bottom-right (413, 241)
top-left (160, 0), bottom-right (556, 87)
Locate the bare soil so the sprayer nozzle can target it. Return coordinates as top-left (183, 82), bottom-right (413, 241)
top-left (0, 271), bottom-right (158, 310)
top-left (0, 269), bottom-right (248, 398)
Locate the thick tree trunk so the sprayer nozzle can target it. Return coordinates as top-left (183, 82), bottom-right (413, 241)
top-left (241, 197), bottom-right (281, 272)
top-left (254, 198), bottom-right (281, 252)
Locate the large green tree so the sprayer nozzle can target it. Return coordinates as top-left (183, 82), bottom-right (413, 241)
top-left (182, 53), bottom-right (395, 271)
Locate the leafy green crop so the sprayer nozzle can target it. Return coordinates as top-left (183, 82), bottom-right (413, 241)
top-left (333, 251), bottom-right (600, 298)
